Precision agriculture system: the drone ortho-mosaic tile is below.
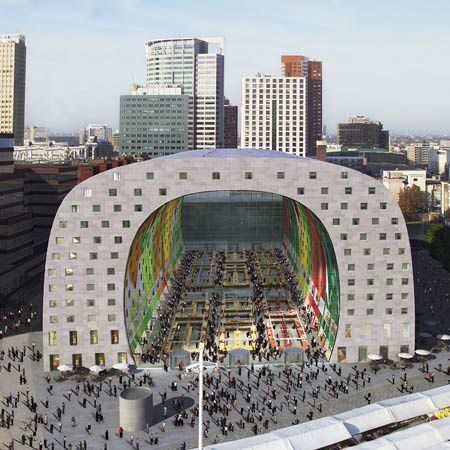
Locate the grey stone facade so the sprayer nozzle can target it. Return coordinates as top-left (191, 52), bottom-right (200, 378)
top-left (42, 149), bottom-right (415, 371)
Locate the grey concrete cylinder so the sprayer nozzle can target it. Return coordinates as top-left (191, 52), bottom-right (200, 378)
top-left (119, 387), bottom-right (153, 431)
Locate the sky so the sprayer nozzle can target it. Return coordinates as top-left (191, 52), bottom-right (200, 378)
top-left (1, 0), bottom-right (450, 135)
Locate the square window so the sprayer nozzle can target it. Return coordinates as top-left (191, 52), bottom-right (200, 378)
top-left (386, 293), bottom-right (393, 300)
top-left (347, 293), bottom-right (355, 301)
top-left (71, 205), bottom-right (80, 213)
top-left (146, 172), bottom-right (154, 180)
top-left (380, 202), bottom-right (387, 209)
top-left (49, 300), bottom-right (57, 308)
top-left (49, 316), bottom-right (58, 324)
top-left (395, 233), bottom-right (402, 240)
top-left (65, 268), bottom-right (73, 276)
top-left (379, 233), bottom-right (387, 240)
top-left (341, 171), bottom-right (348, 179)
top-left (59, 221), bottom-right (67, 228)
top-left (101, 221), bottom-right (110, 228)
top-left (109, 189), bottom-right (117, 197)
top-left (368, 187), bottom-right (376, 194)
top-left (88, 315), bottom-right (96, 323)
top-left (345, 324), bottom-right (352, 338)
top-left (135, 204), bottom-right (142, 212)
top-left (112, 172), bottom-right (121, 181)
top-left (134, 188), bottom-right (142, 196)
top-left (309, 172), bottom-right (317, 179)
top-left (52, 253), bottom-right (60, 261)
top-left (402, 263), bottom-right (409, 270)
top-left (80, 221), bottom-right (88, 229)
top-left (348, 279), bottom-right (355, 286)
top-left (212, 172), bottom-right (220, 180)
top-left (179, 172), bottom-right (188, 180)
top-left (56, 237), bottom-right (64, 245)
top-left (245, 172), bottom-right (253, 179)
top-left (383, 248), bottom-right (390, 255)
top-left (332, 218), bottom-right (340, 225)
top-left (321, 187), bottom-right (328, 195)
top-left (352, 218), bottom-right (360, 225)
top-left (391, 218), bottom-right (399, 225)
top-left (386, 278), bottom-right (393, 285)
top-left (367, 279), bottom-right (374, 286)
top-left (107, 298), bottom-right (116, 306)
top-left (340, 203), bottom-right (348, 210)
top-left (48, 284), bottom-right (56, 292)
top-left (386, 308), bottom-right (393, 315)
top-left (66, 315), bottom-right (75, 323)
top-left (345, 187), bottom-right (352, 194)
top-left (401, 278), bottom-right (409, 285)
top-left (340, 233), bottom-right (347, 240)
top-left (87, 299), bottom-right (95, 307)
top-left (321, 203), bottom-right (328, 210)
top-left (111, 252), bottom-right (119, 259)
top-left (348, 264), bottom-right (355, 271)
top-left (387, 263), bottom-right (394, 270)
top-left (69, 252), bottom-right (77, 260)
top-left (93, 204), bottom-right (101, 212)
top-left (107, 283), bottom-right (115, 291)
top-left (398, 248), bottom-right (406, 255)
top-left (401, 308), bottom-right (408, 315)
top-left (277, 172), bottom-right (285, 179)
top-left (48, 268), bottom-right (56, 277)
top-left (366, 308), bottom-right (374, 316)
top-left (86, 268), bottom-right (94, 275)
top-left (364, 248), bottom-right (371, 256)
top-left (360, 202), bottom-right (368, 210)
top-left (159, 188), bottom-right (167, 196)
top-left (367, 293), bottom-right (374, 301)
top-left (89, 252), bottom-right (98, 260)
top-left (344, 248), bottom-right (352, 256)
top-left (372, 218), bottom-right (379, 225)
top-left (347, 309), bottom-right (355, 316)
top-left (367, 263), bottom-right (374, 270)
top-left (93, 236), bottom-right (101, 244)
top-left (360, 233), bottom-right (367, 240)
top-left (72, 237), bottom-right (80, 244)
top-left (297, 187), bottom-right (305, 195)
top-left (114, 236), bottom-right (122, 244)
top-left (107, 268), bottom-right (115, 275)
top-left (87, 283), bottom-right (95, 291)
top-left (66, 299), bottom-right (75, 307)
top-left (122, 220), bottom-right (130, 228)
top-left (108, 314), bottom-right (116, 322)
top-left (401, 293), bottom-right (409, 300)
top-left (113, 204), bottom-right (122, 212)
top-left (83, 189), bottom-right (92, 198)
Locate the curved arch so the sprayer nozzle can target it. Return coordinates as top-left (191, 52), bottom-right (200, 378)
top-left (123, 190), bottom-right (340, 363)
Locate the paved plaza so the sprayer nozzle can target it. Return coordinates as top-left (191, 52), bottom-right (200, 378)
top-left (0, 245), bottom-right (449, 450)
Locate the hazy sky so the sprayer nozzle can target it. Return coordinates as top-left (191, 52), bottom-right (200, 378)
top-left (1, 0), bottom-right (450, 135)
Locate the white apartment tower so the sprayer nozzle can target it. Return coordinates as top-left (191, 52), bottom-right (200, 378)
top-left (0, 35), bottom-right (26, 146)
top-left (241, 75), bottom-right (307, 156)
top-left (145, 37), bottom-right (224, 149)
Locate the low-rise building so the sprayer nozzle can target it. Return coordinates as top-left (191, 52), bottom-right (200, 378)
top-left (382, 169), bottom-right (426, 200)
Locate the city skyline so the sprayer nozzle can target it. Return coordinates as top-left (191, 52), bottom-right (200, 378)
top-left (1, 0), bottom-right (450, 134)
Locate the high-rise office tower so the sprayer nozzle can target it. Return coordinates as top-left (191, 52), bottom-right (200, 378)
top-left (224, 98), bottom-right (238, 148)
top-left (281, 55), bottom-right (322, 157)
top-left (0, 35), bottom-right (26, 146)
top-left (145, 37), bottom-right (224, 150)
top-left (120, 83), bottom-right (189, 156)
top-left (338, 116), bottom-right (389, 149)
top-left (241, 75), bottom-right (307, 156)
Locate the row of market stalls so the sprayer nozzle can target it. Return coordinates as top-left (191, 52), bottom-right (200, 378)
top-left (203, 385), bottom-right (450, 450)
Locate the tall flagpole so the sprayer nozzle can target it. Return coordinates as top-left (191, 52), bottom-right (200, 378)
top-left (198, 344), bottom-right (204, 450)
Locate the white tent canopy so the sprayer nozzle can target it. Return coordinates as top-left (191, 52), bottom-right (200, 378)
top-left (273, 417), bottom-right (351, 450)
top-left (422, 385), bottom-right (450, 410)
top-left (378, 393), bottom-right (437, 421)
top-left (335, 403), bottom-right (395, 434)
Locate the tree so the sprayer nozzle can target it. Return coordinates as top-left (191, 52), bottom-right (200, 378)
top-left (398, 185), bottom-right (425, 220)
